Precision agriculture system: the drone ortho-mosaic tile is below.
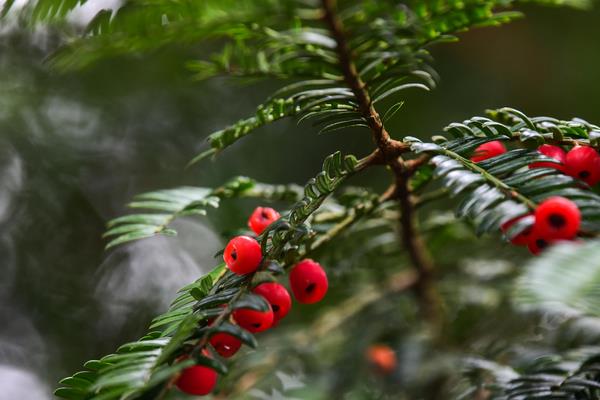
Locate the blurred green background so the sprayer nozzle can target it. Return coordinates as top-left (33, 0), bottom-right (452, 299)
top-left (1, 4), bottom-right (599, 399)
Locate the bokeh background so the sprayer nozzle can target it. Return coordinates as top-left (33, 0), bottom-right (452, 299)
top-left (1, 2), bottom-right (599, 399)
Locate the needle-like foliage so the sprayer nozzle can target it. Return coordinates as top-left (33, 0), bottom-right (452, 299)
top-left (4, 0), bottom-right (600, 399)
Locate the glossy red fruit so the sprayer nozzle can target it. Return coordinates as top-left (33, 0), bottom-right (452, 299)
top-left (248, 207), bottom-right (280, 235)
top-left (529, 144), bottom-right (567, 171)
top-left (232, 305), bottom-right (274, 333)
top-left (289, 259), bottom-right (328, 304)
top-left (565, 146), bottom-right (600, 186)
top-left (534, 196), bottom-right (580, 240)
top-left (470, 141), bottom-right (507, 163)
top-left (175, 357), bottom-right (218, 396)
top-left (500, 214), bottom-right (534, 246)
top-left (209, 332), bottom-right (242, 358)
top-left (253, 282), bottom-right (292, 322)
top-left (223, 236), bottom-right (262, 275)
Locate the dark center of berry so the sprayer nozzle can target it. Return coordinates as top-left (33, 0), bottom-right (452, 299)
top-left (580, 170), bottom-right (590, 179)
top-left (230, 249), bottom-right (237, 261)
top-left (252, 323), bottom-right (261, 328)
top-left (548, 213), bottom-right (566, 229)
top-left (272, 304), bottom-right (280, 312)
top-left (261, 211), bottom-right (269, 220)
top-left (305, 283), bottom-right (316, 293)
top-left (536, 239), bottom-right (548, 249)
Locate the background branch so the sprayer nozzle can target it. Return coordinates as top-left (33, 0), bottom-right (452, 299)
top-left (321, 0), bottom-right (442, 326)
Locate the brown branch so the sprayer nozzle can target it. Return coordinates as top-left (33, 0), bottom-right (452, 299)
top-left (396, 173), bottom-right (442, 323)
top-left (320, 0), bottom-right (408, 164)
top-left (321, 0), bottom-right (441, 325)
top-left (405, 154), bottom-right (432, 174)
top-left (356, 148), bottom-right (385, 171)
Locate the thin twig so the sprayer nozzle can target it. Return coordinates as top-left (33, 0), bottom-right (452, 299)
top-left (396, 174), bottom-right (442, 323)
top-left (356, 148), bottom-right (385, 171)
top-left (405, 154), bottom-right (432, 173)
top-left (441, 147), bottom-right (537, 209)
top-left (294, 193), bottom-right (388, 264)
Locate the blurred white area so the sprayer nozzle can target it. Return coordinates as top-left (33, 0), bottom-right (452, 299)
top-left (0, 0), bottom-right (122, 26)
top-left (0, 145), bottom-right (23, 297)
top-left (94, 219), bottom-right (222, 332)
top-left (0, 0), bottom-right (28, 14)
top-left (0, 307), bottom-right (46, 365)
top-left (247, 371), bottom-right (305, 400)
top-left (0, 304), bottom-right (50, 400)
top-left (248, 389), bottom-right (301, 400)
top-left (275, 371), bottom-right (305, 391)
top-left (0, 365), bottom-right (50, 400)
top-left (19, 97), bottom-right (101, 142)
top-left (68, 0), bottom-right (122, 25)
top-left (44, 97), bottom-right (100, 139)
top-left (0, 145), bottom-right (23, 225)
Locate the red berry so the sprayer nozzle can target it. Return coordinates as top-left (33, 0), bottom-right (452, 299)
top-left (223, 236), bottom-right (262, 275)
top-left (500, 214), bottom-right (534, 246)
top-left (527, 234), bottom-right (553, 256)
top-left (565, 146), bottom-right (600, 186)
top-left (248, 207), bottom-right (280, 235)
top-left (470, 141), bottom-right (507, 163)
top-left (534, 196), bottom-right (580, 240)
top-left (175, 356), bottom-right (218, 395)
top-left (366, 345), bottom-right (397, 375)
top-left (529, 144), bottom-right (566, 171)
top-left (253, 282), bottom-right (292, 322)
top-left (209, 333), bottom-right (242, 358)
top-left (289, 259), bottom-right (328, 304)
top-left (232, 305), bottom-right (274, 333)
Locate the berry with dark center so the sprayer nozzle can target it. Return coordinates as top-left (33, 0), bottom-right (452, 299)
top-left (527, 235), bottom-right (552, 256)
top-left (175, 352), bottom-right (218, 396)
top-left (534, 196), bottom-right (580, 240)
top-left (209, 332), bottom-right (242, 358)
top-left (565, 146), bottom-right (600, 186)
top-left (529, 144), bottom-right (567, 171)
top-left (223, 235), bottom-right (262, 275)
top-left (470, 141), bottom-right (507, 163)
top-left (253, 282), bottom-right (292, 323)
top-left (289, 259), bottom-right (328, 304)
top-left (232, 304), bottom-right (274, 333)
top-left (500, 214), bottom-right (534, 246)
top-left (248, 207), bottom-right (281, 235)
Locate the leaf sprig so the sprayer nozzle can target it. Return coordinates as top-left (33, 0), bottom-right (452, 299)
top-left (407, 109), bottom-right (600, 237)
top-left (103, 177), bottom-right (302, 249)
top-left (18, 0), bottom-right (598, 399)
top-left (465, 347), bottom-right (600, 400)
top-left (55, 150), bottom-right (370, 399)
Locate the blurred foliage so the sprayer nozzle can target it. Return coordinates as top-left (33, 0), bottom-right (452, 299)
top-left (1, 1), bottom-right (600, 400)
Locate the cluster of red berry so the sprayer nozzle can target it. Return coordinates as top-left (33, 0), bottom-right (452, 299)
top-left (471, 141), bottom-right (600, 185)
top-left (471, 141), bottom-right (599, 254)
top-left (175, 207), bottom-right (329, 396)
